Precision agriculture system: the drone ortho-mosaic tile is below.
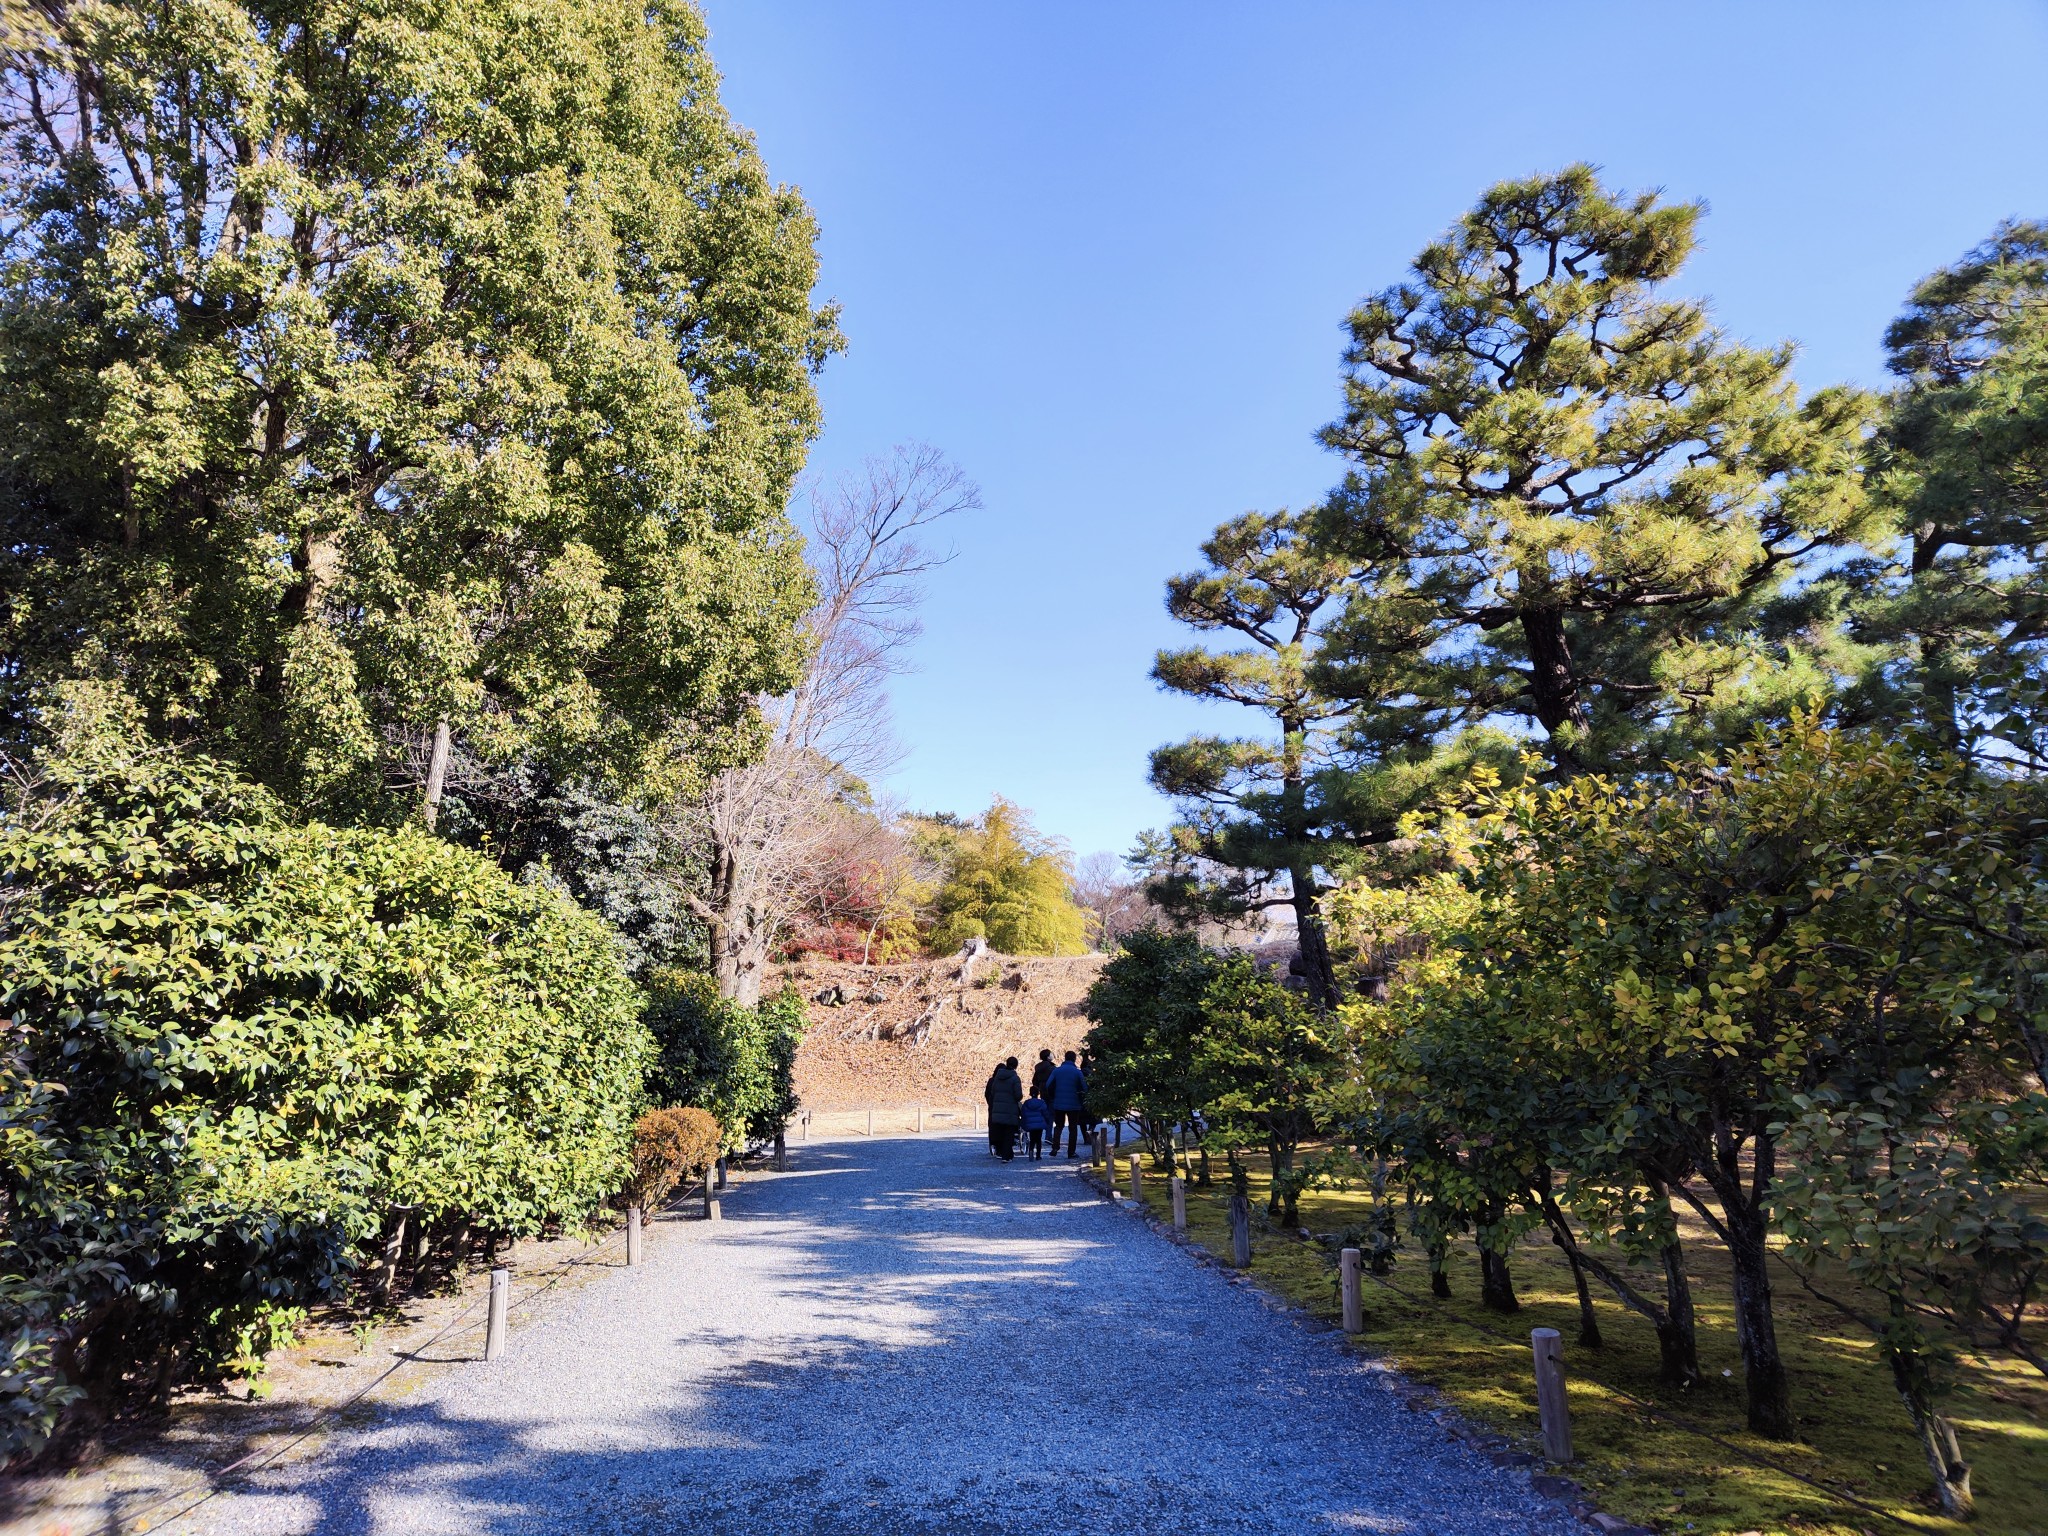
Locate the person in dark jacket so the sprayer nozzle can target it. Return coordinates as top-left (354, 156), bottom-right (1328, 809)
top-left (983, 1061), bottom-right (1007, 1154)
top-left (1029, 1048), bottom-right (1055, 1102)
top-left (985, 1057), bottom-right (1025, 1160)
top-left (1045, 1050), bottom-right (1088, 1157)
top-left (1019, 1090), bottom-right (1053, 1159)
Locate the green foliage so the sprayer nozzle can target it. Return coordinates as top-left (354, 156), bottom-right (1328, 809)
top-left (1192, 957), bottom-right (1339, 1223)
top-left (1148, 509), bottom-right (1365, 1005)
top-left (922, 799), bottom-right (1088, 956)
top-left (0, 736), bottom-right (649, 1448)
top-left (1312, 165), bottom-right (1879, 776)
top-left (643, 972), bottom-right (807, 1151)
top-left (0, 0), bottom-right (836, 821)
top-left (1346, 715), bottom-right (2048, 1499)
top-left (1081, 928), bottom-right (1228, 1160)
top-left (1082, 929), bottom-right (1335, 1221)
top-left (1847, 220), bottom-right (2048, 749)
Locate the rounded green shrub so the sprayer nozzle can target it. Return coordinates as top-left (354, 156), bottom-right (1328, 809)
top-left (0, 742), bottom-right (650, 1457)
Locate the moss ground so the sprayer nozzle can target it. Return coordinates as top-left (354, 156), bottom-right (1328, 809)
top-left (1090, 1146), bottom-right (2047, 1536)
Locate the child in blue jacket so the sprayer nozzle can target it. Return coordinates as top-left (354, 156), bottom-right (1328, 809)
top-left (1019, 1090), bottom-right (1053, 1159)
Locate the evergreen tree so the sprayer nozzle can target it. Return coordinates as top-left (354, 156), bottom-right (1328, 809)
top-left (1848, 220), bottom-right (2048, 751)
top-left (1314, 166), bottom-right (1877, 777)
top-left (1147, 508), bottom-right (1361, 1008)
top-left (0, 0), bottom-right (837, 824)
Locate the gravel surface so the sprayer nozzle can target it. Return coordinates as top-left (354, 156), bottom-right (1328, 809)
top-left (154, 1133), bottom-right (1584, 1535)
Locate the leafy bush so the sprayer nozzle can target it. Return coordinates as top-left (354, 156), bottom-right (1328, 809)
top-left (643, 973), bottom-right (807, 1151)
top-left (0, 741), bottom-right (650, 1455)
top-left (627, 1108), bottom-right (722, 1207)
top-left (1082, 928), bottom-right (1227, 1167)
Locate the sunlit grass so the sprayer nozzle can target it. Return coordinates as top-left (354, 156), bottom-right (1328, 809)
top-left (1094, 1147), bottom-right (2048, 1536)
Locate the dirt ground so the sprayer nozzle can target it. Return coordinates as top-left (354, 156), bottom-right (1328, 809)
top-left (781, 949), bottom-right (1105, 1114)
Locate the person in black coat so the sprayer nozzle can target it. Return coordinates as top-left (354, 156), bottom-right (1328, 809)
top-left (985, 1057), bottom-right (1025, 1161)
top-left (1029, 1047), bottom-right (1055, 1102)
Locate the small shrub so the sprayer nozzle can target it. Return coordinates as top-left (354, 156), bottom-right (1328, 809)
top-left (643, 975), bottom-right (807, 1152)
top-left (627, 1107), bottom-right (722, 1207)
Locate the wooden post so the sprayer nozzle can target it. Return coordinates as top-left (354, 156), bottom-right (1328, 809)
top-left (774, 1129), bottom-right (787, 1171)
top-left (1531, 1327), bottom-right (1572, 1462)
top-left (1170, 1175), bottom-right (1187, 1232)
top-left (866, 1107), bottom-right (874, 1137)
top-left (627, 1206), bottom-right (643, 1267)
top-left (485, 1268), bottom-right (509, 1361)
top-left (1127, 1154), bottom-right (1143, 1204)
top-left (800, 1112), bottom-right (810, 1143)
top-left (714, 1156), bottom-right (727, 1190)
top-left (703, 1177), bottom-right (716, 1220)
top-left (917, 1105), bottom-right (924, 1134)
top-left (1228, 1190), bottom-right (1251, 1268)
top-left (1340, 1246), bottom-right (1362, 1333)
top-left (1092, 1128), bottom-right (1106, 1167)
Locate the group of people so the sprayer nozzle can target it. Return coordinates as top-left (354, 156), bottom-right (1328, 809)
top-left (982, 1048), bottom-right (1094, 1161)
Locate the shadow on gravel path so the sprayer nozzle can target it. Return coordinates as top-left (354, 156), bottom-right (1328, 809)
top-left (144, 1134), bottom-right (1581, 1536)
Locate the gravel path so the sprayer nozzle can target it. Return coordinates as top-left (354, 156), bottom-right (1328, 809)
top-left (159, 1133), bottom-right (1583, 1535)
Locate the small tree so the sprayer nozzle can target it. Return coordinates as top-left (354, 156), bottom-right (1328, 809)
top-left (1081, 929), bottom-right (1229, 1174)
top-left (642, 974), bottom-right (808, 1154)
top-left (1194, 958), bottom-right (1338, 1225)
top-left (923, 799), bottom-right (1088, 956)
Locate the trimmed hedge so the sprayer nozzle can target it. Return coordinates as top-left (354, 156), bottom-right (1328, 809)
top-left (0, 744), bottom-right (650, 1458)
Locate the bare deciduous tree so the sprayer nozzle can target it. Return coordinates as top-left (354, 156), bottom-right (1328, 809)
top-left (667, 445), bottom-right (979, 1002)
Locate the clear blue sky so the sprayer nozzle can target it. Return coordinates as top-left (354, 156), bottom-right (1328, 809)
top-left (701, 1), bottom-right (2048, 864)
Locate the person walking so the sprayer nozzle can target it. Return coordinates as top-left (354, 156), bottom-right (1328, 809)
top-left (1019, 1089), bottom-right (1052, 1160)
top-left (1029, 1047), bottom-right (1055, 1102)
top-left (983, 1061), bottom-right (1006, 1155)
top-left (1046, 1050), bottom-right (1088, 1158)
top-left (986, 1057), bottom-right (1025, 1161)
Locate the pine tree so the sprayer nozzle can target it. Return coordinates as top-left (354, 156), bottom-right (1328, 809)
top-left (1314, 165), bottom-right (1877, 777)
top-left (1147, 508), bottom-right (1363, 1008)
top-left (1848, 220), bottom-right (2048, 750)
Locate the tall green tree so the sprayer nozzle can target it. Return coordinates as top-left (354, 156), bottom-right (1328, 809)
top-left (1848, 220), bottom-right (2048, 751)
top-left (1314, 165), bottom-right (1878, 778)
top-left (1148, 508), bottom-right (1363, 1007)
top-left (0, 0), bottom-right (836, 824)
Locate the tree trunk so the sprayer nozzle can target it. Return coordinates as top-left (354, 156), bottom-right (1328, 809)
top-left (1724, 1202), bottom-right (1795, 1438)
top-left (1658, 1238), bottom-right (1701, 1388)
top-left (421, 719), bottom-right (451, 831)
top-left (1290, 866), bottom-right (1340, 1011)
top-left (1478, 1196), bottom-right (1519, 1312)
top-left (1429, 1239), bottom-right (1452, 1298)
top-left (1560, 1234), bottom-right (1602, 1348)
top-left (1518, 603), bottom-right (1589, 772)
top-left (1892, 1347), bottom-right (1973, 1517)
top-left (1479, 1247), bottom-right (1519, 1313)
